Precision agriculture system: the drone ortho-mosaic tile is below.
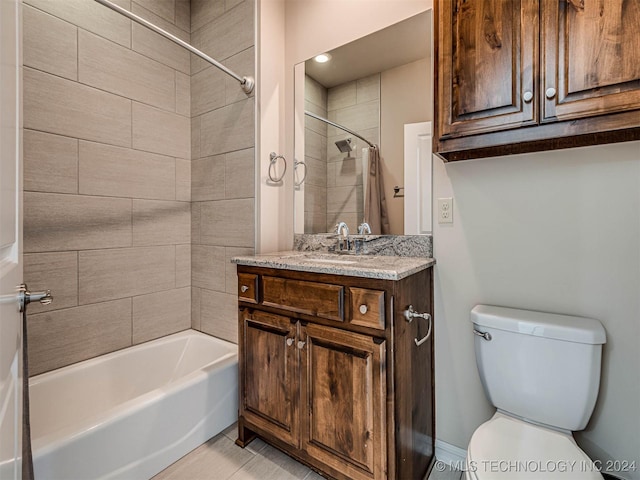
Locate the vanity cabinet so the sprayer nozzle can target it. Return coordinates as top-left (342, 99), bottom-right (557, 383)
top-left (236, 265), bottom-right (434, 480)
top-left (434, 0), bottom-right (640, 161)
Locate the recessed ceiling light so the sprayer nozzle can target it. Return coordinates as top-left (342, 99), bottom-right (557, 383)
top-left (314, 53), bottom-right (331, 63)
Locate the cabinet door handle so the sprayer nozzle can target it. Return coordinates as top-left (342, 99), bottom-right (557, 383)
top-left (240, 285), bottom-right (249, 293)
top-left (545, 87), bottom-right (556, 99)
top-left (297, 341), bottom-right (306, 349)
top-left (286, 338), bottom-right (294, 347)
top-left (523, 91), bottom-right (533, 103)
top-left (359, 304), bottom-right (368, 315)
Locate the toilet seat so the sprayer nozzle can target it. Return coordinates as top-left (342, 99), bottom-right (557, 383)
top-left (465, 413), bottom-right (603, 479)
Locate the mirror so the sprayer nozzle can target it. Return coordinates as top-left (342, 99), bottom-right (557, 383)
top-left (294, 10), bottom-right (433, 235)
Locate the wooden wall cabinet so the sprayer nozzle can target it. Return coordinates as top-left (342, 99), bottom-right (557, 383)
top-left (236, 266), bottom-right (435, 480)
top-left (435, 0), bottom-right (640, 161)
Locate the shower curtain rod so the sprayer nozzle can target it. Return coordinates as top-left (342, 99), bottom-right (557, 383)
top-left (93, 0), bottom-right (255, 95)
top-left (304, 110), bottom-right (376, 148)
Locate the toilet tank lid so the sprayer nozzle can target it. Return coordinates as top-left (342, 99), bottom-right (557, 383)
top-left (470, 305), bottom-right (606, 345)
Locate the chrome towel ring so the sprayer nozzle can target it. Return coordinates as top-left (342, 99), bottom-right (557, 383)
top-left (294, 159), bottom-right (307, 187)
top-left (268, 152), bottom-right (287, 183)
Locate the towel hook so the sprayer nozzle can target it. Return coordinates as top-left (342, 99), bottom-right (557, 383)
top-left (268, 152), bottom-right (287, 183)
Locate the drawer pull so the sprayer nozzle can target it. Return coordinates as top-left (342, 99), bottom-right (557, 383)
top-left (286, 338), bottom-right (294, 347)
top-left (297, 341), bottom-right (306, 349)
top-left (359, 304), bottom-right (368, 315)
top-left (241, 285), bottom-right (249, 293)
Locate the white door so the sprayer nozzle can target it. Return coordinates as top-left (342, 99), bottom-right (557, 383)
top-left (404, 122), bottom-right (432, 235)
top-left (0, 0), bottom-right (23, 478)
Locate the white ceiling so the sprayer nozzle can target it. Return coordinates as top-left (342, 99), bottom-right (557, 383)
top-left (304, 10), bottom-right (431, 89)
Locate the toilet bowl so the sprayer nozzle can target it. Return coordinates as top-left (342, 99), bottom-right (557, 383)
top-left (467, 305), bottom-right (607, 480)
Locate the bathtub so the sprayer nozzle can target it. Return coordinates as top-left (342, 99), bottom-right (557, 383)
top-left (29, 330), bottom-right (238, 480)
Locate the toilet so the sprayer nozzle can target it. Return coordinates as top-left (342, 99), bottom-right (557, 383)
top-left (466, 305), bottom-right (607, 480)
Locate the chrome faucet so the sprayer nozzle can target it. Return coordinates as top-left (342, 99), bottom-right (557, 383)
top-left (358, 222), bottom-right (372, 235)
top-left (335, 222), bottom-right (351, 252)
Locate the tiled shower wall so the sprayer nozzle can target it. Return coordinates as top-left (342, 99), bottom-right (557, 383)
top-left (303, 75), bottom-right (328, 234)
top-left (189, 0), bottom-right (255, 344)
top-left (326, 73), bottom-right (380, 232)
top-left (23, 0), bottom-right (255, 375)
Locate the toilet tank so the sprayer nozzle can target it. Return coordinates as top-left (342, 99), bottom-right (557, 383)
top-left (470, 305), bottom-right (606, 431)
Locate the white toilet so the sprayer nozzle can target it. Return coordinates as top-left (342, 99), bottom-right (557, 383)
top-left (466, 305), bottom-right (607, 480)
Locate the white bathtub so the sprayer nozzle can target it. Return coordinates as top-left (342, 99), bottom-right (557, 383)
top-left (29, 330), bottom-right (238, 480)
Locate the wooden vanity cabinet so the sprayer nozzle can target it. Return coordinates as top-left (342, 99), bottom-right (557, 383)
top-left (434, 0), bottom-right (640, 161)
top-left (236, 265), bottom-right (435, 480)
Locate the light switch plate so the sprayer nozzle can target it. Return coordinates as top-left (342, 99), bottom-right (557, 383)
top-left (438, 197), bottom-right (453, 224)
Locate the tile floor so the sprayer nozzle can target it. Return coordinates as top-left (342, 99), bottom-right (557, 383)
top-left (153, 423), bottom-right (462, 480)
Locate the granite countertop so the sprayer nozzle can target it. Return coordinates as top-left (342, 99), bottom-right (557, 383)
top-left (231, 251), bottom-right (435, 280)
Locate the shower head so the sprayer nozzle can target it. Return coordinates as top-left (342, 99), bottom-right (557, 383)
top-left (335, 138), bottom-right (353, 153)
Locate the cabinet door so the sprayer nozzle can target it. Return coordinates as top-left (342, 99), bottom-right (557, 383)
top-left (240, 310), bottom-right (299, 447)
top-left (437, 0), bottom-right (538, 138)
top-left (542, 0), bottom-right (640, 122)
top-left (300, 324), bottom-right (386, 480)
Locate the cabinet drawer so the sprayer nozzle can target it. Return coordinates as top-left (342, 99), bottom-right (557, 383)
top-left (238, 273), bottom-right (258, 303)
top-left (262, 276), bottom-right (344, 322)
top-left (350, 287), bottom-right (385, 330)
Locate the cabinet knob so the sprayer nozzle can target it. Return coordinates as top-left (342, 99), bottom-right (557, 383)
top-left (359, 304), bottom-right (368, 315)
top-left (240, 285), bottom-right (249, 293)
top-left (545, 87), bottom-right (556, 99)
top-left (286, 338), bottom-right (294, 347)
top-left (297, 341), bottom-right (306, 349)
top-left (523, 91), bottom-right (533, 103)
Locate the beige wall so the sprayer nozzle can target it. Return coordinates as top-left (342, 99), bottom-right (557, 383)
top-left (433, 141), bottom-right (640, 477)
top-left (23, 0), bottom-right (192, 376)
top-left (380, 57), bottom-right (431, 234)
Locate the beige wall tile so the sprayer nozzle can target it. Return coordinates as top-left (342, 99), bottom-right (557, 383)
top-left (305, 75), bottom-right (327, 110)
top-left (200, 98), bottom-right (254, 156)
top-left (191, 116), bottom-right (201, 160)
top-left (133, 102), bottom-right (190, 158)
top-left (192, 155), bottom-right (225, 201)
top-left (133, 200), bottom-right (190, 246)
top-left (130, 2), bottom-right (189, 42)
top-left (191, 0), bottom-right (225, 38)
top-left (176, 244), bottom-right (191, 287)
top-left (224, 247), bottom-right (253, 294)
top-left (23, 5), bottom-right (77, 80)
top-left (133, 0), bottom-right (174, 24)
top-left (191, 202), bottom-right (201, 244)
top-left (132, 23), bottom-right (190, 75)
top-left (200, 290), bottom-right (237, 343)
top-left (225, 0), bottom-right (244, 12)
top-left (191, 0), bottom-right (253, 73)
top-left (191, 245), bottom-right (225, 291)
top-left (304, 184), bottom-right (327, 216)
top-left (24, 192), bottom-right (132, 253)
top-left (326, 185), bottom-right (362, 214)
top-left (132, 287), bottom-right (190, 344)
top-left (328, 100), bottom-right (379, 136)
top-left (327, 81), bottom-right (357, 112)
top-left (28, 299), bottom-right (132, 376)
top-left (304, 100), bottom-right (328, 136)
top-left (175, 0), bottom-right (191, 32)
top-left (24, 68), bottom-right (132, 148)
top-left (79, 141), bottom-right (175, 200)
top-left (191, 287), bottom-right (202, 330)
top-left (225, 148), bottom-right (254, 199)
top-left (24, 130), bottom-right (78, 194)
top-left (176, 72), bottom-right (191, 116)
top-left (25, 0), bottom-right (131, 48)
top-left (305, 128), bottom-right (326, 162)
top-left (79, 30), bottom-right (175, 112)
top-left (305, 213), bottom-right (327, 234)
top-left (224, 47), bottom-right (255, 105)
top-left (200, 198), bottom-right (254, 247)
top-left (175, 158), bottom-right (191, 201)
top-left (24, 252), bottom-right (78, 314)
top-left (79, 246), bottom-right (175, 304)
top-left (191, 66), bottom-right (226, 116)
top-left (303, 156), bottom-right (327, 189)
top-left (356, 74), bottom-right (381, 103)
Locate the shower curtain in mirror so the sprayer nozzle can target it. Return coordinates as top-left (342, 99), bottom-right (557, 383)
top-left (364, 146), bottom-right (390, 235)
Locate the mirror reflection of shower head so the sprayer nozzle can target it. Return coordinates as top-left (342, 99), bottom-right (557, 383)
top-left (335, 138), bottom-right (353, 153)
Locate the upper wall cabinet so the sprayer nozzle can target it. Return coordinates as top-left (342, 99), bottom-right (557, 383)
top-left (434, 0), bottom-right (640, 161)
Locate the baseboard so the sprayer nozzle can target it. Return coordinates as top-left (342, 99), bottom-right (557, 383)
top-left (435, 439), bottom-right (467, 467)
